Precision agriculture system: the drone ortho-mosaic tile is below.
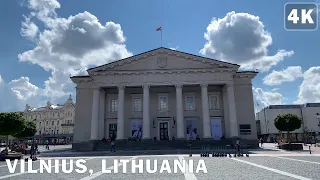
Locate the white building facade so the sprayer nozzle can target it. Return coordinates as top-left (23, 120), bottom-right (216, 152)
top-left (23, 95), bottom-right (75, 143)
top-left (71, 48), bottom-right (259, 149)
top-left (257, 103), bottom-right (320, 142)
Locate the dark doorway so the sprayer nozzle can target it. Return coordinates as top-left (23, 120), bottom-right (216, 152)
top-left (159, 122), bottom-right (169, 140)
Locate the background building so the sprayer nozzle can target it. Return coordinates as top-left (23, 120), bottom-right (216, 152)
top-left (23, 95), bottom-right (75, 144)
top-left (256, 103), bottom-right (320, 142)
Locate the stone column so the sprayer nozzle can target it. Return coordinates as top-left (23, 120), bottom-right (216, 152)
top-left (90, 86), bottom-right (100, 140)
top-left (226, 83), bottom-right (239, 137)
top-left (116, 86), bottom-right (125, 140)
top-left (201, 84), bottom-right (211, 138)
top-left (176, 84), bottom-right (184, 139)
top-left (142, 85), bottom-right (150, 139)
top-left (98, 89), bottom-right (106, 139)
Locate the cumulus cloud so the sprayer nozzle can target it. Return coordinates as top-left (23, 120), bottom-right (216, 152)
top-left (200, 11), bottom-right (294, 72)
top-left (21, 15), bottom-right (39, 40)
top-left (263, 66), bottom-right (303, 86)
top-left (295, 66), bottom-right (320, 104)
top-left (0, 75), bottom-right (45, 112)
top-left (253, 87), bottom-right (284, 112)
top-left (13, 0), bottom-right (132, 108)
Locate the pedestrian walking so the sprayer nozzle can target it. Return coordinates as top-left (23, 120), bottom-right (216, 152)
top-left (111, 141), bottom-right (115, 152)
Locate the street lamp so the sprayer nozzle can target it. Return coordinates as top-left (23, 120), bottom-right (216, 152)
top-left (315, 113), bottom-right (320, 147)
top-left (28, 119), bottom-right (37, 160)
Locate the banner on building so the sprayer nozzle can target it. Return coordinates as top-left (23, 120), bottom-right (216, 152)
top-left (186, 120), bottom-right (197, 140)
top-left (131, 120), bottom-right (142, 139)
top-left (211, 119), bottom-right (222, 140)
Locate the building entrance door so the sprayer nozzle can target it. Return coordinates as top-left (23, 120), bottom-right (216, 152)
top-left (159, 122), bottom-right (169, 140)
top-left (109, 124), bottom-right (117, 140)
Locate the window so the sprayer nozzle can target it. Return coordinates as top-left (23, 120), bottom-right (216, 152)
top-left (110, 99), bottom-right (118, 112)
top-left (209, 95), bottom-right (219, 110)
top-left (132, 97), bottom-right (142, 112)
top-left (57, 121), bottom-right (59, 125)
top-left (56, 130), bottom-right (59, 134)
top-left (159, 96), bottom-right (168, 111)
top-left (239, 124), bottom-right (252, 135)
top-left (185, 96), bottom-right (195, 111)
top-left (52, 121), bottom-right (54, 125)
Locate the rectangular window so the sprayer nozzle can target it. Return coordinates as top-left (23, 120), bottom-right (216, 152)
top-left (209, 95), bottom-right (219, 110)
top-left (239, 124), bottom-right (252, 135)
top-left (159, 96), bottom-right (168, 111)
top-left (185, 96), bottom-right (195, 111)
top-left (132, 97), bottom-right (142, 112)
top-left (110, 99), bottom-right (118, 112)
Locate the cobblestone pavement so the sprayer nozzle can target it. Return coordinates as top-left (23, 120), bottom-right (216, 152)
top-left (1, 152), bottom-right (320, 180)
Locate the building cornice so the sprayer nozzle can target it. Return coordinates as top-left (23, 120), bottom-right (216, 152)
top-left (88, 48), bottom-right (240, 74)
top-left (90, 68), bottom-right (237, 76)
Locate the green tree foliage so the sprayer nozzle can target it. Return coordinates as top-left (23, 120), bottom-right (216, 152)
top-left (274, 113), bottom-right (302, 132)
top-left (0, 112), bottom-right (26, 149)
top-left (14, 121), bottom-right (37, 138)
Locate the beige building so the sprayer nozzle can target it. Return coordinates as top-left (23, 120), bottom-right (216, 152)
top-left (70, 47), bottom-right (258, 149)
top-left (256, 103), bottom-right (320, 142)
top-left (23, 95), bottom-right (75, 143)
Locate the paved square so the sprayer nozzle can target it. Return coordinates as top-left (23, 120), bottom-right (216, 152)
top-left (1, 153), bottom-right (320, 180)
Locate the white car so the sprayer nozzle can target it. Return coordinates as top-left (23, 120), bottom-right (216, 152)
top-left (0, 143), bottom-right (6, 152)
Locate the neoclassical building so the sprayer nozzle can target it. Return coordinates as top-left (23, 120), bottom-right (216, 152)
top-left (23, 95), bottom-right (75, 143)
top-left (71, 48), bottom-right (258, 146)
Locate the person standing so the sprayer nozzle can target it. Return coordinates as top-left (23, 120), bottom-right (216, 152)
top-left (111, 141), bottom-right (115, 152)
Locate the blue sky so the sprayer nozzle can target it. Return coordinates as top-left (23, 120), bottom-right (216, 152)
top-left (0, 0), bottom-right (319, 112)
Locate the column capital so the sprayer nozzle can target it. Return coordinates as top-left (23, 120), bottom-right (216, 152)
top-left (200, 84), bottom-right (208, 88)
top-left (226, 83), bottom-right (234, 88)
top-left (175, 84), bottom-right (183, 88)
top-left (117, 85), bottom-right (125, 90)
top-left (92, 85), bottom-right (100, 90)
top-left (143, 84), bottom-right (150, 89)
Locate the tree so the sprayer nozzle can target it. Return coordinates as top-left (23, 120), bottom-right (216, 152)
top-left (14, 121), bottom-right (37, 139)
top-left (274, 113), bottom-right (302, 143)
top-left (0, 112), bottom-right (26, 149)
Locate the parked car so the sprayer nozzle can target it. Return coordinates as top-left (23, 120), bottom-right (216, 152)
top-left (0, 143), bottom-right (6, 152)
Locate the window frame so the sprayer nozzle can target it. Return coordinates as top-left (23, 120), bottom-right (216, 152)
top-left (131, 94), bottom-right (143, 112)
top-left (158, 94), bottom-right (169, 112)
top-left (184, 93), bottom-right (195, 111)
top-left (208, 93), bottom-right (220, 110)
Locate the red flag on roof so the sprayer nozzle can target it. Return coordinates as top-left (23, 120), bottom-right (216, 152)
top-left (156, 26), bottom-right (162, 31)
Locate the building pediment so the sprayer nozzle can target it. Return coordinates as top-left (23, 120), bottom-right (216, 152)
top-left (87, 47), bottom-right (239, 75)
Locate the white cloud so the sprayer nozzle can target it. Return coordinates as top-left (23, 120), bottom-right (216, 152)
top-left (12, 0), bottom-right (132, 108)
top-left (295, 66), bottom-right (320, 104)
top-left (9, 77), bottom-right (40, 100)
top-left (170, 46), bottom-right (179, 50)
top-left (263, 66), bottom-right (303, 86)
top-left (0, 75), bottom-right (45, 112)
top-left (253, 87), bottom-right (284, 112)
top-left (21, 15), bottom-right (39, 40)
top-left (200, 11), bottom-right (294, 72)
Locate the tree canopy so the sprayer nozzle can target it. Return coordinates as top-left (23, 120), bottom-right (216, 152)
top-left (274, 113), bottom-right (302, 132)
top-left (14, 121), bottom-right (37, 138)
top-left (0, 112), bottom-right (26, 136)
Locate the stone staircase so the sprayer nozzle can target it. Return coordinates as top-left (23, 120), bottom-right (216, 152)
top-left (94, 139), bottom-right (258, 151)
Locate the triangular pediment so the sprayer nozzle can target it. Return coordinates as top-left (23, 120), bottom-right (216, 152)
top-left (87, 47), bottom-right (239, 73)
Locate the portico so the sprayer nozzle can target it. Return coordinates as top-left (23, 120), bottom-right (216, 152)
top-left (71, 47), bottom-right (258, 149)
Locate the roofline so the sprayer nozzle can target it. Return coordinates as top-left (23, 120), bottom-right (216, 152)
top-left (87, 47), bottom-right (240, 72)
top-left (70, 75), bottom-right (91, 79)
top-left (236, 71), bottom-right (259, 74)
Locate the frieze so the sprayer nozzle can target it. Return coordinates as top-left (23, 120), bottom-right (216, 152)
top-left (93, 71), bottom-right (234, 87)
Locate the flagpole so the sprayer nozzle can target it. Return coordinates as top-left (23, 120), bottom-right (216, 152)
top-left (161, 25), bottom-right (163, 47)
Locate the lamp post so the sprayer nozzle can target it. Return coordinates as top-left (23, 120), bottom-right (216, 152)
top-left (315, 113), bottom-right (320, 147)
top-left (28, 119), bottom-right (37, 160)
